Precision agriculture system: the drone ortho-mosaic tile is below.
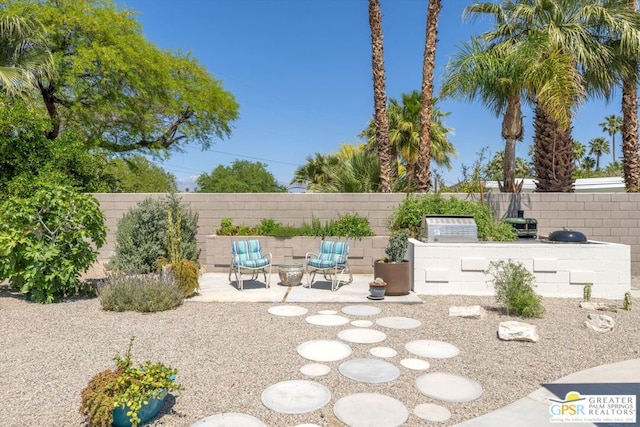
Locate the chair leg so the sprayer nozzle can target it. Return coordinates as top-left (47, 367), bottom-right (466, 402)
top-left (265, 264), bottom-right (271, 288)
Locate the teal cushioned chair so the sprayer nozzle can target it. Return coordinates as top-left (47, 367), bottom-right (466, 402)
top-left (304, 240), bottom-right (353, 291)
top-left (229, 239), bottom-right (272, 291)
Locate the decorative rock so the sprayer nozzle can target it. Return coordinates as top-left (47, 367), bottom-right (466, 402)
top-left (585, 313), bottom-right (615, 333)
top-left (449, 305), bottom-right (486, 319)
top-left (498, 321), bottom-right (539, 342)
top-left (579, 302), bottom-right (618, 312)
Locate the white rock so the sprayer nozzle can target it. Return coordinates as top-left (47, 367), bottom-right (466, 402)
top-left (579, 302), bottom-right (618, 312)
top-left (449, 305), bottom-right (486, 319)
top-left (585, 313), bottom-right (615, 333)
top-left (498, 321), bottom-right (539, 342)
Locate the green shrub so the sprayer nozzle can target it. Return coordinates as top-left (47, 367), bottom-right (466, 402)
top-left (108, 194), bottom-right (199, 274)
top-left (99, 274), bottom-right (184, 312)
top-left (214, 214), bottom-right (375, 239)
top-left (485, 260), bottom-right (545, 318)
top-left (387, 193), bottom-right (517, 241)
top-left (0, 182), bottom-right (106, 303)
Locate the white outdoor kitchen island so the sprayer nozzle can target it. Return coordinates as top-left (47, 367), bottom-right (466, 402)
top-left (409, 238), bottom-right (631, 299)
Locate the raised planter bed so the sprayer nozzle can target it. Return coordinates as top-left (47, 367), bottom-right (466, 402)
top-left (206, 235), bottom-right (388, 274)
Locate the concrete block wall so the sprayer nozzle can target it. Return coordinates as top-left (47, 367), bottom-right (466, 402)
top-left (92, 192), bottom-right (640, 275)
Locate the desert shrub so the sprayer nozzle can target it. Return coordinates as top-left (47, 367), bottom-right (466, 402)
top-left (387, 193), bottom-right (517, 241)
top-left (0, 181), bottom-right (106, 303)
top-left (325, 214), bottom-right (375, 238)
top-left (108, 194), bottom-right (199, 274)
top-left (99, 274), bottom-right (184, 312)
top-left (485, 260), bottom-right (544, 317)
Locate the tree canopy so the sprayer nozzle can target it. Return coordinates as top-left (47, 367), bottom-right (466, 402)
top-left (196, 160), bottom-right (285, 193)
top-left (1, 0), bottom-right (239, 154)
top-left (104, 156), bottom-right (178, 193)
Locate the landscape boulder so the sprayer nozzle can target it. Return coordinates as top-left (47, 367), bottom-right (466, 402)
top-left (449, 305), bottom-right (486, 319)
top-left (585, 313), bottom-right (615, 333)
top-left (498, 321), bottom-right (539, 342)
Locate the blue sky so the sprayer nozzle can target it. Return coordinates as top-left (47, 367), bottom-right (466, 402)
top-left (121, 0), bottom-right (622, 190)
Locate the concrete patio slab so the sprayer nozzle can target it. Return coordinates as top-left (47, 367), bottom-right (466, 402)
top-left (189, 272), bottom-right (423, 303)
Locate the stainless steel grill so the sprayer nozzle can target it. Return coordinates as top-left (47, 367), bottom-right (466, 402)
top-left (420, 215), bottom-right (478, 243)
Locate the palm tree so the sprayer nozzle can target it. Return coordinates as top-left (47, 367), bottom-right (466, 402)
top-left (367, 0), bottom-right (391, 193)
top-left (361, 91), bottom-right (456, 193)
top-left (313, 149), bottom-right (381, 193)
top-left (580, 156), bottom-right (595, 172)
top-left (417, 0), bottom-right (443, 193)
top-left (0, 15), bottom-right (54, 97)
top-left (466, 0), bottom-right (639, 192)
top-left (588, 137), bottom-right (610, 171)
top-left (441, 35), bottom-right (578, 192)
top-left (290, 153), bottom-right (338, 188)
top-left (599, 114), bottom-right (623, 164)
top-left (572, 141), bottom-right (586, 169)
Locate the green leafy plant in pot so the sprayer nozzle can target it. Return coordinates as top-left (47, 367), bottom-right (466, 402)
top-left (374, 230), bottom-right (411, 296)
top-left (79, 336), bottom-right (183, 427)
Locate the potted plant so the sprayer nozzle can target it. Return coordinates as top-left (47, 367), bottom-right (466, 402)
top-left (79, 336), bottom-right (183, 427)
top-left (373, 230), bottom-right (411, 296)
top-left (368, 277), bottom-right (387, 299)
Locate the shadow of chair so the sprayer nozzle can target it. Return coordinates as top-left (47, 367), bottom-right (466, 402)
top-left (304, 240), bottom-right (353, 291)
top-left (229, 239), bottom-right (272, 291)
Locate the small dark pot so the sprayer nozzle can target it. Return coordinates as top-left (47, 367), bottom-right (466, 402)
top-left (373, 260), bottom-right (411, 296)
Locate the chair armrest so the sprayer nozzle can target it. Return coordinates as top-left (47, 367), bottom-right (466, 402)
top-left (265, 252), bottom-right (273, 263)
top-left (305, 252), bottom-right (318, 262)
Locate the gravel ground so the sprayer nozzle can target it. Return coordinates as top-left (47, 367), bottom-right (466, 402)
top-left (0, 285), bottom-right (638, 427)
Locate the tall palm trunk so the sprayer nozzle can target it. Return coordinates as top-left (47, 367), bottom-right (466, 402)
top-left (417, 0), bottom-right (442, 193)
top-left (621, 0), bottom-right (640, 192)
top-left (501, 95), bottom-right (523, 192)
top-left (368, 0), bottom-right (391, 193)
top-left (533, 104), bottom-right (574, 192)
top-left (621, 78), bottom-right (640, 191)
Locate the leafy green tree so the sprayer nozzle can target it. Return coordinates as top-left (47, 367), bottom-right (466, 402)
top-left (196, 160), bottom-right (285, 193)
top-left (588, 137), bottom-right (610, 171)
top-left (0, 14), bottom-right (54, 97)
top-left (105, 156), bottom-right (177, 193)
top-left (3, 0), bottom-right (238, 153)
top-left (0, 181), bottom-right (106, 303)
top-left (599, 114), bottom-right (622, 163)
top-left (484, 151), bottom-right (533, 181)
top-left (0, 97), bottom-right (113, 192)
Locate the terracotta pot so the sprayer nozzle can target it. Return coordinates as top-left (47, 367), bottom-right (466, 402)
top-left (373, 260), bottom-right (411, 296)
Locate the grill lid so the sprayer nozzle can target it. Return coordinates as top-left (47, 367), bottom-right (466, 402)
top-left (548, 228), bottom-right (587, 243)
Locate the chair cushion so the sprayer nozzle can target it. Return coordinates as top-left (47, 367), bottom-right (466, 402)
top-left (232, 240), bottom-right (270, 268)
top-left (307, 240), bottom-right (349, 269)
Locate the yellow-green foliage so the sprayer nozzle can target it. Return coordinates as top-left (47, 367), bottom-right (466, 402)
top-left (79, 368), bottom-right (121, 427)
top-left (172, 259), bottom-right (200, 297)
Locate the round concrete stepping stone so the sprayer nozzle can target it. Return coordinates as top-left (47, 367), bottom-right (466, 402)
top-left (414, 403), bottom-right (452, 422)
top-left (415, 372), bottom-right (483, 402)
top-left (318, 309), bottom-right (337, 315)
top-left (339, 358), bottom-right (400, 383)
top-left (341, 305), bottom-right (382, 316)
top-left (376, 316), bottom-right (421, 329)
top-left (405, 340), bottom-right (460, 359)
top-left (297, 340), bottom-right (352, 362)
top-left (300, 363), bottom-right (331, 377)
top-left (351, 320), bottom-right (373, 327)
top-left (191, 413), bottom-right (266, 427)
top-left (261, 380), bottom-right (331, 414)
top-left (294, 424), bottom-right (322, 427)
top-left (334, 393), bottom-right (408, 427)
top-left (338, 328), bottom-right (387, 344)
top-left (305, 314), bottom-right (350, 326)
top-left (400, 358), bottom-right (430, 371)
top-left (267, 305), bottom-right (308, 317)
top-left (370, 346), bottom-right (397, 358)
